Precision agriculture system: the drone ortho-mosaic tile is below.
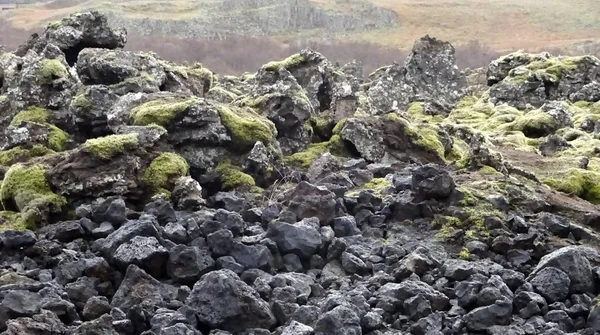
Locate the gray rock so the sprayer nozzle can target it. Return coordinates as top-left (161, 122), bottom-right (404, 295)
top-left (411, 164), bottom-right (455, 201)
top-left (230, 242), bottom-right (272, 270)
top-left (314, 305), bottom-right (362, 335)
top-left (376, 279), bottom-right (449, 311)
top-left (167, 245), bottom-right (215, 284)
top-left (281, 320), bottom-right (314, 335)
top-left (267, 220), bottom-right (322, 259)
top-left (113, 236), bottom-right (169, 278)
top-left (184, 269), bottom-right (276, 332)
top-left (82, 296), bottom-right (112, 321)
top-left (0, 230), bottom-right (37, 250)
top-left (333, 216), bottom-right (360, 237)
top-left (207, 229), bottom-right (234, 257)
top-left (528, 246), bottom-right (596, 293)
top-left (287, 182), bottom-right (336, 225)
top-left (111, 264), bottom-right (178, 313)
top-left (530, 267), bottom-right (571, 303)
top-left (1, 290), bottom-right (42, 316)
top-left (465, 300), bottom-right (513, 331)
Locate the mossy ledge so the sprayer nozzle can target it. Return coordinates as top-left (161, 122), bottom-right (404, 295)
top-left (9, 106), bottom-right (49, 127)
top-left (217, 105), bottom-right (277, 149)
top-left (82, 133), bottom-right (139, 160)
top-left (142, 152), bottom-right (189, 196)
top-left (544, 169), bottom-right (600, 204)
top-left (130, 98), bottom-right (197, 126)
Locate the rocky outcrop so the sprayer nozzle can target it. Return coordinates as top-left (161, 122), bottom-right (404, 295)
top-left (2, 10), bottom-right (600, 335)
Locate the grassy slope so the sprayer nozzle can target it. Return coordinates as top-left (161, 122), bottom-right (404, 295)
top-left (1, 0), bottom-right (599, 52)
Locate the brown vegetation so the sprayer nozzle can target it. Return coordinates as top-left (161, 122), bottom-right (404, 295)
top-left (1, 18), bottom-right (598, 76)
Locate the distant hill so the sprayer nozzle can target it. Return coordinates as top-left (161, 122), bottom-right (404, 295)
top-left (1, 0), bottom-right (599, 52)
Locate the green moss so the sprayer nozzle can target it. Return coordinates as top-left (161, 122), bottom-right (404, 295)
top-left (332, 119), bottom-right (347, 135)
top-left (142, 152), bottom-right (189, 194)
top-left (347, 177), bottom-right (393, 197)
top-left (0, 211), bottom-right (30, 231)
top-left (47, 125), bottom-right (69, 151)
top-left (544, 168), bottom-right (600, 204)
top-left (283, 135), bottom-right (346, 168)
top-left (506, 56), bottom-right (581, 82)
top-left (9, 107), bottom-right (49, 127)
top-left (0, 145), bottom-right (55, 166)
top-left (0, 95), bottom-right (6, 103)
top-left (406, 101), bottom-right (444, 123)
top-left (415, 127), bottom-right (446, 158)
top-left (459, 248), bottom-right (470, 260)
top-left (208, 86), bottom-right (239, 100)
top-left (216, 160), bottom-right (256, 190)
top-left (130, 98), bottom-right (196, 126)
top-left (72, 94), bottom-right (91, 111)
top-left (263, 53), bottom-right (306, 71)
top-left (456, 96), bottom-right (478, 109)
top-left (46, 21), bottom-right (61, 29)
top-left (82, 133), bottom-right (139, 160)
top-left (574, 101), bottom-right (591, 108)
top-left (37, 59), bottom-right (68, 84)
top-left (217, 105), bottom-right (277, 149)
top-left (504, 110), bottom-right (557, 136)
top-left (447, 138), bottom-right (470, 169)
top-left (0, 164), bottom-right (66, 223)
top-left (188, 67), bottom-right (214, 89)
top-left (479, 165), bottom-right (503, 176)
top-left (310, 116), bottom-right (333, 138)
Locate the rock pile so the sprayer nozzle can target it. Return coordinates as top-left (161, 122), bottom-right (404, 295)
top-left (1, 10), bottom-right (600, 335)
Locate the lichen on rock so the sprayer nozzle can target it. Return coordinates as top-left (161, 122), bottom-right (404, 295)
top-left (36, 59), bottom-right (68, 84)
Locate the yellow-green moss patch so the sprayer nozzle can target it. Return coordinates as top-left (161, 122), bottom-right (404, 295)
top-left (216, 160), bottom-right (256, 190)
top-left (9, 106), bottom-right (49, 128)
top-left (0, 95), bottom-right (7, 103)
top-left (283, 135), bottom-right (346, 168)
top-left (130, 98), bottom-right (196, 126)
top-left (217, 105), bottom-right (277, 148)
top-left (0, 163), bottom-right (66, 215)
top-left (263, 53), bottom-right (305, 72)
top-left (0, 211), bottom-right (30, 231)
top-left (544, 169), bottom-right (600, 204)
top-left (143, 152), bottom-right (189, 195)
top-left (72, 93), bottom-right (91, 111)
top-left (37, 59), bottom-right (68, 84)
top-left (0, 145), bottom-right (55, 167)
top-left (459, 248), bottom-right (470, 260)
top-left (83, 133), bottom-right (139, 160)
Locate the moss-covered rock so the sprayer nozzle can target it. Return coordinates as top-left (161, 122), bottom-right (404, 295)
top-left (217, 105), bottom-right (277, 149)
top-left (0, 163), bottom-right (66, 230)
top-left (0, 210), bottom-right (30, 231)
top-left (130, 98), bottom-right (196, 126)
top-left (216, 160), bottom-right (256, 190)
top-left (37, 59), bottom-right (68, 84)
top-left (0, 145), bottom-right (55, 167)
top-left (347, 177), bottom-right (393, 197)
top-left (72, 93), bottom-right (91, 111)
top-left (263, 53), bottom-right (306, 72)
top-left (82, 133), bottom-right (139, 160)
top-left (283, 135), bottom-right (346, 168)
top-left (142, 152), bottom-right (189, 195)
top-left (544, 168), bottom-right (600, 204)
top-left (9, 107), bottom-right (49, 128)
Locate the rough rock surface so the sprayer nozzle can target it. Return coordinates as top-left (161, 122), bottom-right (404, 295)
top-left (2, 10), bottom-right (600, 335)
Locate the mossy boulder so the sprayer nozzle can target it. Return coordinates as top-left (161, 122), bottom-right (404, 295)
top-left (0, 145), bottom-right (55, 167)
top-left (36, 59), bottom-right (68, 85)
top-left (217, 105), bottom-right (277, 150)
top-left (0, 163), bottom-right (66, 229)
top-left (130, 98), bottom-right (197, 126)
top-left (544, 169), bottom-right (600, 204)
top-left (283, 135), bottom-right (346, 168)
top-left (216, 160), bottom-right (256, 191)
top-left (6, 107), bottom-right (71, 152)
top-left (9, 106), bottom-right (49, 127)
top-left (82, 133), bottom-right (139, 160)
top-left (142, 152), bottom-right (189, 196)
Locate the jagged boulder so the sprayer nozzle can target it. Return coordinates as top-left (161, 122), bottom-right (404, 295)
top-left (16, 11), bottom-right (127, 65)
top-left (359, 35), bottom-right (466, 115)
top-left (487, 52), bottom-right (600, 109)
top-left (76, 48), bottom-right (166, 91)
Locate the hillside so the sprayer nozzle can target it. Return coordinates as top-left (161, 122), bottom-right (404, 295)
top-left (1, 0), bottom-right (600, 53)
top-left (2, 10), bottom-right (600, 335)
